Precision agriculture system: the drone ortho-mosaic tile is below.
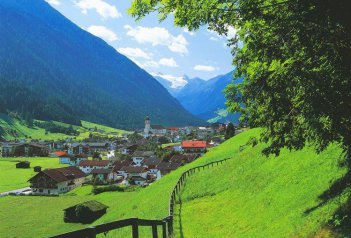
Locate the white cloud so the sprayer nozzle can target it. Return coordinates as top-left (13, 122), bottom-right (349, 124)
top-left (142, 60), bottom-right (160, 68)
top-left (117, 47), bottom-right (151, 59)
top-left (210, 36), bottom-right (219, 41)
top-left (194, 65), bottom-right (218, 72)
top-left (226, 26), bottom-right (237, 39)
top-left (207, 26), bottom-right (237, 40)
top-left (46, 0), bottom-right (60, 5)
top-left (151, 73), bottom-right (188, 89)
top-left (158, 58), bottom-right (178, 67)
top-left (87, 25), bottom-right (118, 42)
top-left (75, 0), bottom-right (122, 19)
top-left (124, 25), bottom-right (188, 55)
top-left (183, 28), bottom-right (195, 36)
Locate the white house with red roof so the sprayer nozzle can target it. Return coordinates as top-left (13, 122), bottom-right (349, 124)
top-left (181, 140), bottom-right (208, 155)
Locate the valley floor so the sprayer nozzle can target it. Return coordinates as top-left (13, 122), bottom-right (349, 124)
top-left (0, 129), bottom-right (350, 238)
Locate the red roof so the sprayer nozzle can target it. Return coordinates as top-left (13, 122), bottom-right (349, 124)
top-left (167, 127), bottom-right (178, 131)
top-left (181, 141), bottom-right (207, 148)
top-left (54, 151), bottom-right (67, 156)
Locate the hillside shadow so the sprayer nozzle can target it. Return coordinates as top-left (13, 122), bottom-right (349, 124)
top-left (304, 171), bottom-right (351, 214)
top-left (304, 164), bottom-right (351, 237)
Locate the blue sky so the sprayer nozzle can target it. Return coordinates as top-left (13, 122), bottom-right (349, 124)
top-left (46, 0), bottom-right (235, 87)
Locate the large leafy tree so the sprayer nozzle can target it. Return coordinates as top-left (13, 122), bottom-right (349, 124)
top-left (129, 0), bottom-right (351, 163)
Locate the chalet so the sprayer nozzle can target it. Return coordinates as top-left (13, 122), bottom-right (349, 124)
top-left (78, 160), bottom-right (112, 174)
top-left (112, 160), bottom-right (132, 171)
top-left (119, 166), bottom-right (148, 180)
top-left (67, 143), bottom-right (89, 155)
top-left (16, 161), bottom-right (30, 169)
top-left (12, 143), bottom-right (49, 157)
top-left (29, 167), bottom-right (86, 195)
top-left (131, 151), bottom-right (155, 166)
top-left (88, 142), bottom-right (110, 153)
top-left (131, 176), bottom-right (147, 185)
top-left (59, 153), bottom-right (88, 166)
top-left (156, 161), bottom-right (182, 175)
top-left (1, 143), bottom-right (20, 157)
top-left (46, 141), bottom-right (65, 152)
top-left (195, 127), bottom-right (214, 139)
top-left (143, 157), bottom-right (162, 169)
top-left (211, 122), bottom-right (227, 131)
top-left (91, 169), bottom-right (114, 185)
top-left (170, 154), bottom-right (197, 165)
top-left (181, 140), bottom-right (207, 155)
top-left (119, 144), bottom-right (138, 155)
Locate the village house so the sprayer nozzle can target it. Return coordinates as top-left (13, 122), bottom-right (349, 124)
top-left (195, 127), bottom-right (214, 139)
top-left (119, 166), bottom-right (148, 180)
top-left (156, 161), bottom-right (182, 175)
top-left (0, 142), bottom-right (20, 157)
top-left (46, 141), bottom-right (65, 152)
top-left (91, 168), bottom-right (114, 185)
top-left (119, 144), bottom-right (138, 155)
top-left (59, 153), bottom-right (88, 166)
top-left (67, 143), bottom-right (89, 155)
top-left (67, 142), bottom-right (110, 155)
top-left (28, 167), bottom-right (86, 195)
top-left (170, 154), bottom-right (197, 165)
top-left (87, 142), bottom-right (111, 153)
top-left (131, 151), bottom-right (155, 166)
top-left (142, 157), bottom-right (162, 180)
top-left (78, 160), bottom-right (113, 174)
top-left (12, 143), bottom-right (49, 157)
top-left (181, 140), bottom-right (208, 155)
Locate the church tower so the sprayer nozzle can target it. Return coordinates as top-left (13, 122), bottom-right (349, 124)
top-left (144, 116), bottom-right (151, 138)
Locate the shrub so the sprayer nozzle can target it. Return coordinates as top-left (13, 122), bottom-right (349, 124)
top-left (92, 185), bottom-right (125, 195)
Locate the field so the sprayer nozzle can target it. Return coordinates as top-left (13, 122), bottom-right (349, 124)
top-left (0, 129), bottom-right (349, 238)
top-left (173, 129), bottom-right (349, 238)
top-left (0, 113), bottom-right (132, 141)
top-left (0, 157), bottom-right (67, 193)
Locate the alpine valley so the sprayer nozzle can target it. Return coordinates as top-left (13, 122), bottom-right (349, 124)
top-left (0, 0), bottom-right (204, 129)
top-left (154, 71), bottom-right (242, 123)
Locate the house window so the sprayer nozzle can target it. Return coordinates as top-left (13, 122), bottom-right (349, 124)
top-left (39, 189), bottom-right (43, 192)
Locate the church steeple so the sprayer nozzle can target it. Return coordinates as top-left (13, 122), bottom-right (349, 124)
top-left (144, 116), bottom-right (151, 138)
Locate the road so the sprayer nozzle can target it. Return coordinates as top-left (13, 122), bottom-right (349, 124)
top-left (0, 187), bottom-right (31, 197)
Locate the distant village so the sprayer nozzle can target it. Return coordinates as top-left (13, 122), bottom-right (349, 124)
top-left (0, 117), bottom-right (243, 196)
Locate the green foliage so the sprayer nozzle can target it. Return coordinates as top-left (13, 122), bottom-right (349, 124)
top-left (224, 122), bottom-right (235, 140)
top-left (92, 185), bottom-right (125, 195)
top-left (34, 121), bottom-right (79, 135)
top-left (129, 0), bottom-right (351, 163)
top-left (128, 131), bottom-right (143, 143)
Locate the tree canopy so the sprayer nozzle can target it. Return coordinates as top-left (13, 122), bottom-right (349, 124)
top-left (129, 0), bottom-right (351, 163)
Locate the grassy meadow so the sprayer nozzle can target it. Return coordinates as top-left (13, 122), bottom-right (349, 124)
top-left (0, 157), bottom-right (67, 193)
top-left (0, 129), bottom-right (349, 238)
top-left (0, 113), bottom-right (132, 141)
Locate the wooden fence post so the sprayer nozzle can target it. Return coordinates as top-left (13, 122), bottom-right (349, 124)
top-left (162, 222), bottom-right (167, 238)
top-left (87, 227), bottom-right (96, 238)
top-left (152, 224), bottom-right (158, 238)
top-left (132, 219), bottom-right (139, 238)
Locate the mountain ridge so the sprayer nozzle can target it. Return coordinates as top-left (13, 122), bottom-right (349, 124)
top-left (0, 0), bottom-right (204, 129)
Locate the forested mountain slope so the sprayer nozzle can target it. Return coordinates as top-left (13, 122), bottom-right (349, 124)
top-left (0, 0), bottom-right (203, 129)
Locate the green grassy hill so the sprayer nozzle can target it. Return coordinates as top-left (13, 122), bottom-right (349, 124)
top-left (0, 129), bottom-right (348, 238)
top-left (0, 113), bottom-right (132, 141)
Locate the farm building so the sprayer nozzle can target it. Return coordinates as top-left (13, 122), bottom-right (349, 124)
top-left (16, 161), bottom-right (30, 169)
top-left (64, 200), bottom-right (108, 224)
